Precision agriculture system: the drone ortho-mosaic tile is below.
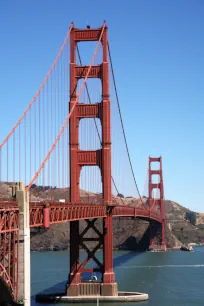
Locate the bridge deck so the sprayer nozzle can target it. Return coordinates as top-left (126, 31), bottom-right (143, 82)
top-left (0, 201), bottom-right (162, 229)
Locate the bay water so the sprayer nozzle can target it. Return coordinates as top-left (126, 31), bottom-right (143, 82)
top-left (31, 246), bottom-right (204, 306)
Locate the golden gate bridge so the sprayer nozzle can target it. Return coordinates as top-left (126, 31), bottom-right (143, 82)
top-left (0, 22), bottom-right (166, 304)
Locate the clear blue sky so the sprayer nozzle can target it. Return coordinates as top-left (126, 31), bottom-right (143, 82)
top-left (0, 0), bottom-right (203, 212)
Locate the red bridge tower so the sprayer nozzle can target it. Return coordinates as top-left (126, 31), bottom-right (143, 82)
top-left (68, 23), bottom-right (118, 296)
top-left (148, 156), bottom-right (166, 250)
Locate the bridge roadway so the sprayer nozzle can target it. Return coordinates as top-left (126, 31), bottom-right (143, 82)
top-left (0, 201), bottom-right (162, 231)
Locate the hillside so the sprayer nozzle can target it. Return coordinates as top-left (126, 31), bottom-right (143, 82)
top-left (165, 200), bottom-right (204, 245)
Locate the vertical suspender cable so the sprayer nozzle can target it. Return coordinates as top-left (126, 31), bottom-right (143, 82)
top-left (0, 25), bottom-right (73, 150)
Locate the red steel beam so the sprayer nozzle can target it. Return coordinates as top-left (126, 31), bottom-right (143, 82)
top-left (75, 65), bottom-right (102, 78)
top-left (0, 201), bottom-right (19, 300)
top-left (0, 201), bottom-right (163, 228)
top-left (74, 28), bottom-right (102, 42)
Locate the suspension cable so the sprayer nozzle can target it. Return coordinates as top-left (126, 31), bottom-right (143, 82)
top-left (108, 43), bottom-right (144, 205)
top-left (26, 23), bottom-right (106, 191)
top-left (0, 24), bottom-right (73, 150)
top-left (76, 45), bottom-right (125, 205)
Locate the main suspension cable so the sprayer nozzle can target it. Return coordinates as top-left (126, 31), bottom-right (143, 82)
top-left (26, 23), bottom-right (106, 191)
top-left (0, 24), bottom-right (73, 150)
top-left (108, 43), bottom-right (144, 205)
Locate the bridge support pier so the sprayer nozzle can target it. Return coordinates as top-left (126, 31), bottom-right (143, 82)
top-left (16, 183), bottom-right (30, 306)
top-left (161, 221), bottom-right (167, 251)
top-left (67, 214), bottom-right (118, 297)
top-left (149, 221), bottom-right (166, 251)
top-left (102, 214), bottom-right (118, 296)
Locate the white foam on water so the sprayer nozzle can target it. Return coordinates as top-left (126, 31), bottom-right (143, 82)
top-left (118, 264), bottom-right (204, 268)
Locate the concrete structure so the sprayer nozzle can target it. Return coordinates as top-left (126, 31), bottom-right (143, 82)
top-left (16, 183), bottom-right (31, 306)
top-left (36, 291), bottom-right (149, 303)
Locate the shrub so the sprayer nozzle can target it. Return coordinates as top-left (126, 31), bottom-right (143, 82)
top-left (185, 211), bottom-right (196, 225)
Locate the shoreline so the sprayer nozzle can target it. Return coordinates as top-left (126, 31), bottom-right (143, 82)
top-left (31, 245), bottom-right (204, 253)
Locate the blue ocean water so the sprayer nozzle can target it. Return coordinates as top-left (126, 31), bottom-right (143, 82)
top-left (31, 246), bottom-right (204, 306)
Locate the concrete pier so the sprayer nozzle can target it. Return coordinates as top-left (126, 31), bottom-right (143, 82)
top-left (16, 183), bottom-right (31, 306)
top-left (36, 291), bottom-right (149, 303)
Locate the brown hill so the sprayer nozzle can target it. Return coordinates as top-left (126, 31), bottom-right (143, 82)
top-left (165, 200), bottom-right (204, 245)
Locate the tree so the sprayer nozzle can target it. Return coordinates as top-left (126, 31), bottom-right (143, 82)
top-left (185, 211), bottom-right (196, 225)
top-left (117, 193), bottom-right (124, 198)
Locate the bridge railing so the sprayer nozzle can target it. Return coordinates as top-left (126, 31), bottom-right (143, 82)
top-left (0, 200), bottom-right (163, 229)
top-left (29, 202), bottom-right (107, 227)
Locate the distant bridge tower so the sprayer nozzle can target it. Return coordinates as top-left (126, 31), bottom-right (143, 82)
top-left (68, 23), bottom-right (118, 296)
top-left (148, 156), bottom-right (166, 250)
